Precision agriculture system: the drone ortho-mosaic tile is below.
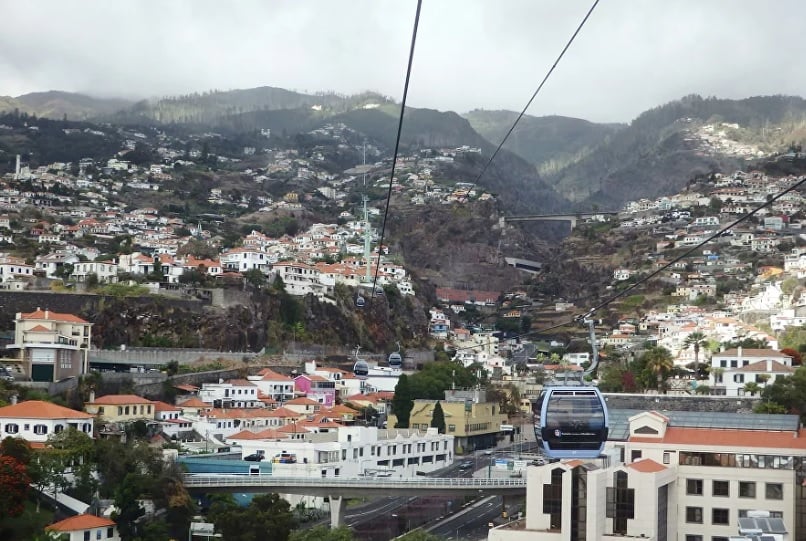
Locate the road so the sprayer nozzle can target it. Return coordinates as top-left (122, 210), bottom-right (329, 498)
top-left (343, 436), bottom-right (538, 540)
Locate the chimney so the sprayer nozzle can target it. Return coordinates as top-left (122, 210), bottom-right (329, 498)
top-left (10, 394), bottom-right (17, 405)
top-left (14, 154), bottom-right (20, 180)
top-left (767, 359), bottom-right (772, 372)
top-left (89, 390), bottom-right (95, 403)
top-left (738, 345), bottom-right (743, 359)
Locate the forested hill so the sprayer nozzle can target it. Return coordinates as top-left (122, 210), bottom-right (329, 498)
top-left (0, 91), bottom-right (134, 121)
top-left (464, 109), bottom-right (623, 175)
top-left (120, 87), bottom-right (393, 125)
top-left (544, 94), bottom-right (806, 208)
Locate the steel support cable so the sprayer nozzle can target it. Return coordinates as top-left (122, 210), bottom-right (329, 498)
top-left (451, 175), bottom-right (806, 353)
top-left (472, 0), bottom-right (601, 186)
top-left (370, 0), bottom-right (423, 301)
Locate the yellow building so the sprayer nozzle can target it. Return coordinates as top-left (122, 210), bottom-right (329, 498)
top-left (84, 394), bottom-right (156, 423)
top-left (388, 389), bottom-right (507, 453)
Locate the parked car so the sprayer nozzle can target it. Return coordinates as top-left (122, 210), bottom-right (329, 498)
top-left (0, 369), bottom-right (14, 383)
top-left (458, 460), bottom-right (474, 471)
top-left (244, 453), bottom-right (264, 462)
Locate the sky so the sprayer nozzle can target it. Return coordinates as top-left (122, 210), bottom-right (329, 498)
top-left (1, 0), bottom-right (804, 123)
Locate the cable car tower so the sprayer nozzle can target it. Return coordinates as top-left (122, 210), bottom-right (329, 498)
top-left (533, 315), bottom-right (609, 459)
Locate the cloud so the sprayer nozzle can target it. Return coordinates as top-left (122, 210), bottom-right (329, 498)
top-left (0, 0), bottom-right (803, 122)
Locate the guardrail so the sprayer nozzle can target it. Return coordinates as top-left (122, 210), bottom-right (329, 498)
top-left (183, 474), bottom-right (526, 491)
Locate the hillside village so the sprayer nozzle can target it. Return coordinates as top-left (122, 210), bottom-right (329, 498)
top-left (0, 116), bottom-right (495, 303)
top-left (4, 109), bottom-right (806, 541)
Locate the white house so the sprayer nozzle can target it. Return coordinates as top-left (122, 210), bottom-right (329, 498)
top-left (71, 260), bottom-right (119, 284)
top-left (710, 347), bottom-right (794, 396)
top-left (248, 368), bottom-right (296, 403)
top-left (198, 380), bottom-right (261, 408)
top-left (46, 514), bottom-right (120, 541)
top-left (0, 400), bottom-right (94, 443)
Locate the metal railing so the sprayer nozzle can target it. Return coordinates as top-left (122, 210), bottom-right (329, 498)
top-left (183, 473), bottom-right (526, 490)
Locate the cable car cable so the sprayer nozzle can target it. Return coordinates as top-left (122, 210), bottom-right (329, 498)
top-left (449, 175), bottom-right (806, 354)
top-left (471, 0), bottom-right (601, 187)
top-left (369, 0), bottom-right (423, 303)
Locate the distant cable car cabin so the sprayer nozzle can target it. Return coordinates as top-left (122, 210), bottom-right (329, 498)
top-left (533, 386), bottom-right (608, 459)
top-left (355, 293), bottom-right (366, 308)
top-left (353, 345), bottom-right (369, 378)
top-left (388, 341), bottom-right (402, 367)
top-left (353, 359), bottom-right (369, 378)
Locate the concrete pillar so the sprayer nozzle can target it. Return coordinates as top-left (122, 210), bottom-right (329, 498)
top-left (329, 495), bottom-right (344, 529)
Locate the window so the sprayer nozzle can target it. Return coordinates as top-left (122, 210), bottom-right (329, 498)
top-left (686, 479), bottom-right (703, 495)
top-left (766, 483), bottom-right (784, 500)
top-left (54, 424), bottom-right (64, 434)
top-left (97, 529), bottom-right (102, 540)
top-left (712, 508), bottom-right (729, 525)
top-left (98, 407), bottom-right (104, 415)
top-left (686, 507), bottom-right (703, 523)
top-left (84, 532), bottom-right (90, 541)
top-left (712, 537), bottom-right (729, 541)
top-left (33, 424), bottom-right (48, 435)
top-left (712, 480), bottom-right (729, 497)
top-left (685, 536), bottom-right (703, 541)
top-left (663, 452), bottom-right (671, 464)
top-left (739, 481), bottom-right (756, 498)
top-left (107, 528), bottom-right (114, 538)
top-left (631, 450), bottom-right (642, 461)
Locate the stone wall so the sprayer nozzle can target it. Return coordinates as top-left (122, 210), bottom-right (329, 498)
top-left (603, 393), bottom-right (759, 413)
top-left (0, 291), bottom-right (205, 329)
top-left (133, 368), bottom-right (245, 398)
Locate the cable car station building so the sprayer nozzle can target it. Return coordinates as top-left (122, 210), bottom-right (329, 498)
top-left (490, 409), bottom-right (806, 541)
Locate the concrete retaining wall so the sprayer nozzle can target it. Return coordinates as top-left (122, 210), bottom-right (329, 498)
top-left (90, 348), bottom-right (259, 366)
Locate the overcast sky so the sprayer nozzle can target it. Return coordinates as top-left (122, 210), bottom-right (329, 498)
top-left (1, 0), bottom-right (804, 123)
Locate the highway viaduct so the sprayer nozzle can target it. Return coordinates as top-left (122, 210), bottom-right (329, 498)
top-left (183, 474), bottom-right (526, 528)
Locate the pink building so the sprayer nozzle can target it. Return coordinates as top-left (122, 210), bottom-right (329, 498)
top-left (294, 374), bottom-right (336, 406)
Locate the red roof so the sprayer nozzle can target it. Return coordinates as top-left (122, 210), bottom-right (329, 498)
top-left (27, 324), bottom-right (52, 332)
top-left (153, 401), bottom-right (180, 412)
top-left (20, 309), bottom-right (89, 324)
top-left (630, 427), bottom-right (806, 450)
top-left (177, 398), bottom-right (207, 408)
top-left (47, 514), bottom-right (116, 532)
top-left (628, 459), bottom-right (667, 473)
top-left (0, 400), bottom-right (93, 420)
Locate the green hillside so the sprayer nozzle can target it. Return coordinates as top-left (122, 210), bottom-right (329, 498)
top-left (0, 91), bottom-right (134, 120)
top-left (464, 109), bottom-right (622, 175)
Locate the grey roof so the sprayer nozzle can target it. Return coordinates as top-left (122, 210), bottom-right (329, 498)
top-left (608, 409), bottom-right (801, 441)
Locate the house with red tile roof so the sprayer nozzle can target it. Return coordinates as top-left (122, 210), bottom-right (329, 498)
top-left (710, 346), bottom-right (794, 395)
top-left (46, 513), bottom-right (120, 541)
top-left (7, 308), bottom-right (92, 382)
top-left (248, 368), bottom-right (296, 404)
top-left (198, 380), bottom-right (261, 408)
top-left (84, 394), bottom-right (155, 423)
top-left (0, 399), bottom-right (93, 442)
top-left (491, 408), bottom-right (806, 541)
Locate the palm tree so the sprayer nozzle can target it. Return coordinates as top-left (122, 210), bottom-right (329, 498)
top-left (684, 331), bottom-right (708, 379)
top-left (743, 382), bottom-right (762, 396)
top-left (644, 347), bottom-right (674, 393)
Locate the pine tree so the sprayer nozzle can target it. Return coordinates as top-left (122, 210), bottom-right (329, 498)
top-left (430, 401), bottom-right (446, 434)
top-left (392, 374), bottom-right (414, 428)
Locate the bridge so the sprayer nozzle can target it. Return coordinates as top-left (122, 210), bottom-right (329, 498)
top-left (183, 474), bottom-right (526, 528)
top-left (501, 211), bottom-right (619, 229)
